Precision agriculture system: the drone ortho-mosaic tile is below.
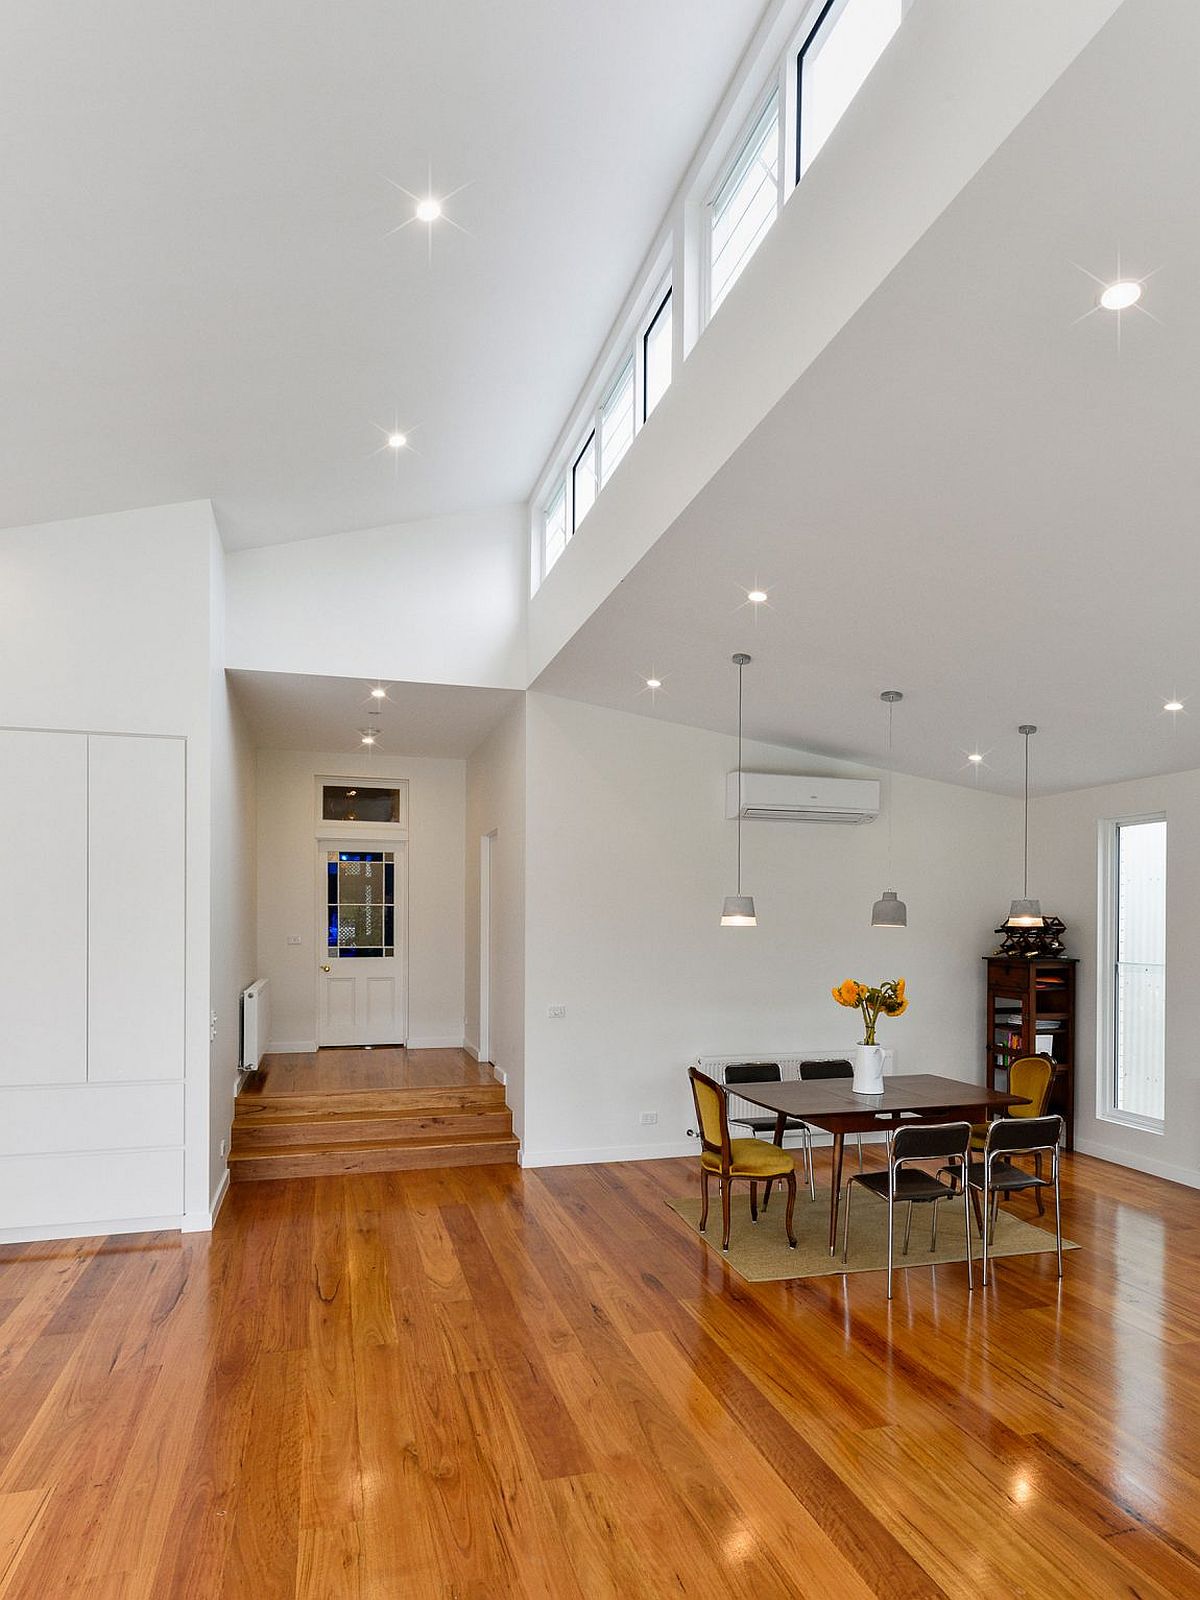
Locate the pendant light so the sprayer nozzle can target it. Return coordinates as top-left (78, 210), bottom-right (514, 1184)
top-left (871, 690), bottom-right (908, 928)
top-left (1005, 723), bottom-right (1044, 928)
top-left (721, 653), bottom-right (757, 927)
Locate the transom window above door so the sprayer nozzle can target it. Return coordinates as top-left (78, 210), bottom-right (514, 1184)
top-left (327, 850), bottom-right (395, 958)
top-left (321, 784), bottom-right (401, 824)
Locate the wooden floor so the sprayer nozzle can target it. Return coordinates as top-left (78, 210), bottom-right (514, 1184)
top-left (240, 1044), bottom-right (497, 1098)
top-left (1, 1149), bottom-right (1198, 1596)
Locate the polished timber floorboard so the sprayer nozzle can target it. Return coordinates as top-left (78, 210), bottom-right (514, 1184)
top-left (1, 1151), bottom-right (1199, 1597)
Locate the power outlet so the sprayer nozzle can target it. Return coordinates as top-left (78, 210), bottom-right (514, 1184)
top-left (547, 1005), bottom-right (566, 1019)
top-left (640, 1111), bottom-right (658, 1126)
top-left (220, 1138), bottom-right (228, 1159)
top-left (209, 1010), bottom-right (217, 1042)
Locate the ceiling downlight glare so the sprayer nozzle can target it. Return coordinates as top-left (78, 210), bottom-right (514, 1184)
top-left (1099, 280), bottom-right (1142, 311)
top-left (415, 197), bottom-right (442, 223)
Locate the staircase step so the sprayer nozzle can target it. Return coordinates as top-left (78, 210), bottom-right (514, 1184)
top-left (228, 1133), bottom-right (520, 1181)
top-left (234, 1083), bottom-right (507, 1121)
top-left (231, 1109), bottom-right (513, 1149)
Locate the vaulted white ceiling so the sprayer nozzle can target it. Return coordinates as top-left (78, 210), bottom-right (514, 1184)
top-left (0, 0), bottom-right (763, 548)
top-left (533, 0), bottom-right (1200, 797)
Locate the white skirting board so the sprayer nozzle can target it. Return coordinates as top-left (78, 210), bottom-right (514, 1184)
top-left (0, 1213), bottom-right (186, 1246)
top-left (1072, 1136), bottom-right (1200, 1191)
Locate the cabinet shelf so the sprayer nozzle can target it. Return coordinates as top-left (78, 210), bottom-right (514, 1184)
top-left (984, 956), bottom-right (1076, 1150)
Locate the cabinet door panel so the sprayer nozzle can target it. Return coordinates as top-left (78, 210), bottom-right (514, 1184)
top-left (88, 736), bottom-right (186, 1081)
top-left (0, 730), bottom-right (88, 1084)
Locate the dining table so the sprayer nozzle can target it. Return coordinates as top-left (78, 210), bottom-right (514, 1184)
top-left (730, 1072), bottom-right (1028, 1254)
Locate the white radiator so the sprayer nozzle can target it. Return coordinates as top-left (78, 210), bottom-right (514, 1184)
top-left (240, 979), bottom-right (270, 1071)
top-left (696, 1051), bottom-right (853, 1135)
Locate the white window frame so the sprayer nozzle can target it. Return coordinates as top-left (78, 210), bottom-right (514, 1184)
top-left (529, 0), bottom-right (914, 592)
top-left (1096, 813), bottom-right (1167, 1135)
top-left (532, 261), bottom-right (674, 589)
top-left (599, 355), bottom-right (635, 487)
top-left (702, 83), bottom-right (786, 326)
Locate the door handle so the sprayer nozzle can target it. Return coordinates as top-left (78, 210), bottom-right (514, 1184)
top-left (321, 964), bottom-right (331, 972)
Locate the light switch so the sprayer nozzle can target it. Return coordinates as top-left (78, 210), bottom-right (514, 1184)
top-left (287, 935), bottom-right (302, 946)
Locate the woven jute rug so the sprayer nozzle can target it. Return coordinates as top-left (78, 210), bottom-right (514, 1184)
top-left (668, 1189), bottom-right (1077, 1283)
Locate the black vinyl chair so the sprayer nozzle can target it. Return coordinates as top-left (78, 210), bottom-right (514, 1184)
top-left (841, 1121), bottom-right (973, 1299)
top-left (966, 1115), bottom-right (1064, 1286)
top-left (799, 1059), bottom-right (864, 1174)
top-left (723, 1063), bottom-right (815, 1201)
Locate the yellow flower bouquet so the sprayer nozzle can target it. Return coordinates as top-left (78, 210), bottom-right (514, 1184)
top-left (831, 977), bottom-right (908, 1045)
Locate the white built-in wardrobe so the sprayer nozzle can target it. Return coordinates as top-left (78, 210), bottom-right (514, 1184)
top-left (0, 729), bottom-right (186, 1235)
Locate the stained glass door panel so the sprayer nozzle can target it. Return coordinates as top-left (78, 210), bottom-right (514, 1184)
top-left (318, 844), bottom-right (405, 1046)
top-left (327, 851), bottom-right (395, 958)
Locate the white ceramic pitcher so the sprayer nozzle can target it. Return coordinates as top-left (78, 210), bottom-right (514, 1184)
top-left (852, 1043), bottom-right (885, 1095)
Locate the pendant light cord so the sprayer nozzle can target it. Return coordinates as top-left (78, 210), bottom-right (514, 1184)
top-left (886, 698), bottom-right (894, 882)
top-left (1023, 730), bottom-right (1030, 898)
top-left (736, 660), bottom-right (744, 895)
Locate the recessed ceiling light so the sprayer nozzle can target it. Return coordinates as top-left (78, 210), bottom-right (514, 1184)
top-left (968, 752), bottom-right (984, 764)
top-left (387, 432), bottom-right (408, 449)
top-left (1100, 280), bottom-right (1142, 311)
top-left (361, 734), bottom-right (376, 746)
top-left (415, 197), bottom-right (442, 223)
top-left (370, 686), bottom-right (387, 699)
top-left (1164, 699), bottom-right (1184, 712)
top-left (645, 677), bottom-right (662, 690)
top-left (747, 589), bottom-right (768, 605)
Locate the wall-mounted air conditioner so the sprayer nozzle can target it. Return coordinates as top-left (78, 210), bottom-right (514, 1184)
top-left (725, 772), bottom-right (880, 824)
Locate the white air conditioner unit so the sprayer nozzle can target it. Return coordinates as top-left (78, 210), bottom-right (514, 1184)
top-left (725, 772), bottom-right (880, 824)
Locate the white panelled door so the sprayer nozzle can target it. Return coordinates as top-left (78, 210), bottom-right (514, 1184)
top-left (317, 843), bottom-right (407, 1046)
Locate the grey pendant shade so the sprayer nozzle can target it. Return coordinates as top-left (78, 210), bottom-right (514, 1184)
top-left (721, 653), bottom-right (756, 927)
top-left (1005, 724), bottom-right (1044, 929)
top-left (871, 690), bottom-right (907, 928)
top-left (871, 889), bottom-right (907, 928)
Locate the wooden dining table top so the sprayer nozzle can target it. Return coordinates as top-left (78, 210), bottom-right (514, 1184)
top-left (731, 1072), bottom-right (1027, 1134)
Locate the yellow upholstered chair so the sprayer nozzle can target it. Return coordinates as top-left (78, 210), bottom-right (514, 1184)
top-left (971, 1054), bottom-right (1055, 1214)
top-left (688, 1067), bottom-right (797, 1252)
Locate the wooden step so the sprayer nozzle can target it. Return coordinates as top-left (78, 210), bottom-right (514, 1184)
top-left (233, 1082), bottom-right (508, 1121)
top-left (228, 1133), bottom-right (520, 1182)
top-left (231, 1108), bottom-right (513, 1150)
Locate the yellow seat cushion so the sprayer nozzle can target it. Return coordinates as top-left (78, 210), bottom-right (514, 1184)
top-left (969, 1121), bottom-right (987, 1150)
top-left (701, 1139), bottom-right (794, 1178)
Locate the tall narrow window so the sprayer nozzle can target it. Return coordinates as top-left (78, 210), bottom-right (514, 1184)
top-left (643, 288), bottom-right (672, 420)
top-left (1111, 817), bottom-right (1166, 1123)
top-left (543, 482), bottom-right (567, 574)
top-left (572, 433), bottom-right (597, 530)
top-left (600, 359), bottom-right (635, 486)
top-left (709, 91), bottom-right (780, 317)
top-left (797, 0), bottom-right (903, 179)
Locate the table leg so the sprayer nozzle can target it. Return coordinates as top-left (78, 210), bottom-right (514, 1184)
top-left (763, 1112), bottom-right (788, 1212)
top-left (829, 1132), bottom-right (846, 1256)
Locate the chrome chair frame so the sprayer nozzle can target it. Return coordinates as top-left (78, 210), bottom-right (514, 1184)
top-left (967, 1114), bottom-right (1064, 1287)
top-left (841, 1121), bottom-right (974, 1300)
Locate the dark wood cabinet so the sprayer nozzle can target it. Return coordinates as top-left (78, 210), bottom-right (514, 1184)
top-left (984, 956), bottom-right (1076, 1150)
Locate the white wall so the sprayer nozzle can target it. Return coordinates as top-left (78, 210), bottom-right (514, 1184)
top-left (521, 693), bottom-right (1019, 1166)
top-left (226, 506), bottom-right (527, 690)
top-left (0, 500), bottom-right (215, 1239)
top-left (1033, 769), bottom-right (1200, 1189)
top-left (465, 701), bottom-right (527, 1138)
top-left (256, 749), bottom-right (466, 1051)
top-left (208, 534), bottom-right (258, 1210)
